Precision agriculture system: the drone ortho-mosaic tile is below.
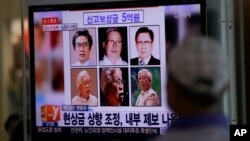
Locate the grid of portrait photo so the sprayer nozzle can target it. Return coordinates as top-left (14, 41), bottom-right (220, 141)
top-left (70, 25), bottom-right (161, 107)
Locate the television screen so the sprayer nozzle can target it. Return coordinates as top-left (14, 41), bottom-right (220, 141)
top-left (28, 0), bottom-right (206, 140)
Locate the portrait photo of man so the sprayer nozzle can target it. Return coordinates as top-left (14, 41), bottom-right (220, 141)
top-left (100, 67), bottom-right (129, 106)
top-left (70, 28), bottom-right (97, 66)
top-left (99, 27), bottom-right (128, 66)
top-left (130, 26), bottom-right (160, 65)
top-left (131, 67), bottom-right (161, 106)
top-left (71, 69), bottom-right (98, 106)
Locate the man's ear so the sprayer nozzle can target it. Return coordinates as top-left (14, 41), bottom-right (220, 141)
top-left (147, 78), bottom-right (152, 85)
top-left (102, 41), bottom-right (106, 49)
top-left (150, 41), bottom-right (154, 50)
top-left (78, 85), bottom-right (82, 91)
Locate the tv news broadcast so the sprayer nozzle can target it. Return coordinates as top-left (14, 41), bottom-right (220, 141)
top-left (28, 0), bottom-right (206, 140)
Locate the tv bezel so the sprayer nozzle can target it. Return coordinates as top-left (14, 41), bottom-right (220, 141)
top-left (28, 0), bottom-right (206, 141)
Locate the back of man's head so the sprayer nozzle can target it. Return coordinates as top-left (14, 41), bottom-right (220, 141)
top-left (4, 113), bottom-right (22, 139)
top-left (167, 36), bottom-right (229, 107)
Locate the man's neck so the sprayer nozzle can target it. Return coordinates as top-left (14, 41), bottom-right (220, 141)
top-left (107, 56), bottom-right (119, 65)
top-left (81, 94), bottom-right (89, 100)
top-left (106, 96), bottom-right (121, 106)
top-left (79, 60), bottom-right (88, 65)
top-left (139, 55), bottom-right (151, 63)
top-left (178, 104), bottom-right (218, 118)
top-left (141, 87), bottom-right (151, 93)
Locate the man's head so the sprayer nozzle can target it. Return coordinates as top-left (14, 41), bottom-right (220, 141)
top-left (101, 68), bottom-right (124, 106)
top-left (138, 69), bottom-right (152, 92)
top-left (103, 27), bottom-right (123, 59)
top-left (4, 113), bottom-right (21, 139)
top-left (72, 29), bottom-right (93, 64)
top-left (77, 70), bottom-right (91, 98)
top-left (167, 36), bottom-right (229, 114)
top-left (135, 27), bottom-right (154, 60)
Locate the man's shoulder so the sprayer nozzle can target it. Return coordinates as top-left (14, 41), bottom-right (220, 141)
top-left (153, 126), bottom-right (229, 141)
top-left (72, 94), bottom-right (80, 99)
top-left (89, 94), bottom-right (98, 106)
top-left (72, 61), bottom-right (80, 66)
top-left (130, 57), bottom-right (139, 65)
top-left (148, 56), bottom-right (160, 65)
top-left (72, 60), bottom-right (95, 66)
top-left (87, 60), bottom-right (95, 66)
top-left (89, 94), bottom-right (97, 100)
top-left (99, 59), bottom-right (105, 65)
top-left (146, 88), bottom-right (157, 95)
top-left (71, 94), bottom-right (80, 104)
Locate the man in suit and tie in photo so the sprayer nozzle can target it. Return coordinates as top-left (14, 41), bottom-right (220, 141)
top-left (131, 26), bottom-right (160, 65)
top-left (72, 29), bottom-right (95, 66)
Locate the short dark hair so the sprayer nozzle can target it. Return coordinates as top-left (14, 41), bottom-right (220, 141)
top-left (72, 29), bottom-right (93, 50)
top-left (4, 113), bottom-right (21, 132)
top-left (135, 27), bottom-right (154, 42)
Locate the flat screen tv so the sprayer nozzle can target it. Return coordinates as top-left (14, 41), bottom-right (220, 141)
top-left (28, 0), bottom-right (206, 140)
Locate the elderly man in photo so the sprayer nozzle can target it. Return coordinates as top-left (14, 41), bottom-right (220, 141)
top-left (135, 69), bottom-right (160, 106)
top-left (72, 70), bottom-right (97, 106)
top-left (100, 68), bottom-right (128, 106)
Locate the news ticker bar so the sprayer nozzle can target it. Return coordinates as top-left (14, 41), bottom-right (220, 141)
top-left (230, 125), bottom-right (250, 141)
top-left (36, 126), bottom-right (163, 135)
top-left (35, 125), bottom-right (249, 139)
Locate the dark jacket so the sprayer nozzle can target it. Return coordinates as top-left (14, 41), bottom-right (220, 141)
top-left (130, 56), bottom-right (160, 65)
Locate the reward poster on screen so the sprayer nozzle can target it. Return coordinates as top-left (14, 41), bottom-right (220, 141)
top-left (33, 4), bottom-right (201, 135)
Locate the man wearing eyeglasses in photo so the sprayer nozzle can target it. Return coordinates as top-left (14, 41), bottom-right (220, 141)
top-left (100, 27), bottom-right (128, 66)
top-left (131, 26), bottom-right (160, 65)
top-left (72, 70), bottom-right (97, 106)
top-left (72, 29), bottom-right (94, 66)
top-left (100, 68), bottom-right (129, 106)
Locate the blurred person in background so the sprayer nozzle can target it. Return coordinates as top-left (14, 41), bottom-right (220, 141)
top-left (51, 58), bottom-right (64, 92)
top-left (150, 36), bottom-right (229, 141)
top-left (4, 113), bottom-right (22, 141)
top-left (11, 119), bottom-right (31, 141)
top-left (35, 59), bottom-right (49, 94)
top-left (185, 14), bottom-right (202, 37)
top-left (34, 22), bottom-right (51, 57)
